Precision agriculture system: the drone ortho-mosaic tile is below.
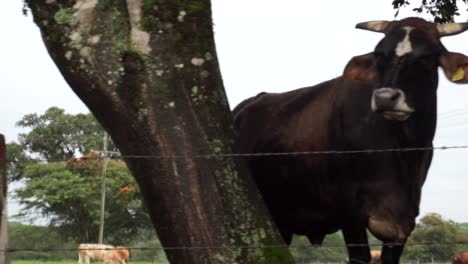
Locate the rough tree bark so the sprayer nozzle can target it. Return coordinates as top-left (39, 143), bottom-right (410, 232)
top-left (25, 1), bottom-right (294, 263)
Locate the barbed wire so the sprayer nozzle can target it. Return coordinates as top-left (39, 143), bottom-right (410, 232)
top-left (5, 145), bottom-right (468, 163)
top-left (3, 240), bottom-right (468, 252)
top-left (439, 120), bottom-right (468, 129)
top-left (4, 131), bottom-right (468, 256)
top-left (116, 145), bottom-right (468, 159)
top-left (439, 106), bottom-right (468, 117)
top-left (16, 123), bottom-right (102, 128)
top-left (15, 135), bottom-right (105, 141)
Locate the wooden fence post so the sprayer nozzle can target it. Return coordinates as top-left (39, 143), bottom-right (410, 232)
top-left (0, 135), bottom-right (10, 263)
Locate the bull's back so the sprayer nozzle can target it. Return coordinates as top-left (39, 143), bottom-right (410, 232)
top-left (232, 78), bottom-right (347, 235)
top-left (233, 78), bottom-right (341, 153)
top-left (79, 244), bottom-right (114, 260)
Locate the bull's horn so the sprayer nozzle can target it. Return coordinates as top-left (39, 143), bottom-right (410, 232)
top-left (437, 22), bottom-right (468, 37)
top-left (356, 20), bottom-right (390, 33)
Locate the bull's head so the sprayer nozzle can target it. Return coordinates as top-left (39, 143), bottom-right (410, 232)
top-left (344, 17), bottom-right (468, 121)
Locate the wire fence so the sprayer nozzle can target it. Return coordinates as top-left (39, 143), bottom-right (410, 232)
top-left (5, 144), bottom-right (468, 163)
top-left (6, 131), bottom-right (468, 263)
top-left (4, 240), bottom-right (468, 252)
top-left (3, 243), bottom-right (467, 264)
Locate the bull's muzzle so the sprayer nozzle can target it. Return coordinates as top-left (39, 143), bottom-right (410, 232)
top-left (371, 88), bottom-right (414, 121)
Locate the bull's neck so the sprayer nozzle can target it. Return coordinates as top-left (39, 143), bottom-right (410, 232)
top-left (387, 96), bottom-right (437, 147)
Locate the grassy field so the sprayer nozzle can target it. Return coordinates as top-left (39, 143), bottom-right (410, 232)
top-left (12, 260), bottom-right (449, 264)
top-left (12, 261), bottom-right (168, 264)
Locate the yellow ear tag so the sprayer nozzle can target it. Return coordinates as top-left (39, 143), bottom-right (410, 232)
top-left (451, 67), bottom-right (465, 82)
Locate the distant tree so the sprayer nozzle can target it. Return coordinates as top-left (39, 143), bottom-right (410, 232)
top-left (6, 142), bottom-right (32, 182)
top-left (128, 229), bottom-right (167, 262)
top-left (290, 233), bottom-right (347, 263)
top-left (15, 153), bottom-right (150, 244)
top-left (392, 0), bottom-right (468, 22)
top-left (10, 108), bottom-right (152, 244)
top-left (455, 223), bottom-right (468, 255)
top-left (16, 107), bottom-right (116, 162)
top-left (9, 222), bottom-right (75, 260)
top-left (460, 223), bottom-right (468, 230)
top-left (403, 213), bottom-right (461, 262)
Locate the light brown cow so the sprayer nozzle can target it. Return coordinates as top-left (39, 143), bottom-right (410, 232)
top-left (113, 246), bottom-right (130, 264)
top-left (453, 253), bottom-right (468, 264)
top-left (370, 250), bottom-right (381, 263)
top-left (78, 244), bottom-right (130, 264)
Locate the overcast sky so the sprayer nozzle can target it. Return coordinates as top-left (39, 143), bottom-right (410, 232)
top-left (2, 1), bottom-right (468, 223)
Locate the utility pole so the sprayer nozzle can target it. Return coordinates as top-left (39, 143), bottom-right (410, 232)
top-left (0, 135), bottom-right (10, 263)
top-left (98, 132), bottom-right (109, 244)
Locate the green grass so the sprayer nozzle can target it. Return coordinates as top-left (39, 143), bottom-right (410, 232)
top-left (460, 222), bottom-right (468, 230)
top-left (12, 260), bottom-right (449, 264)
top-left (12, 261), bottom-right (168, 264)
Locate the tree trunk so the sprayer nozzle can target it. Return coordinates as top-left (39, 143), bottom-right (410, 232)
top-left (0, 135), bottom-right (10, 263)
top-left (25, 1), bottom-right (294, 263)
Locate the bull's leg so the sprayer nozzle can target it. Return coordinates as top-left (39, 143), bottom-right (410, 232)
top-left (78, 256), bottom-right (89, 264)
top-left (381, 241), bottom-right (405, 264)
top-left (342, 227), bottom-right (371, 264)
top-left (77, 252), bottom-right (84, 264)
top-left (278, 227), bottom-right (293, 245)
top-left (305, 233), bottom-right (325, 245)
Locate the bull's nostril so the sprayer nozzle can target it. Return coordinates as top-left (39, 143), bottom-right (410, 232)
top-left (390, 93), bottom-right (401, 101)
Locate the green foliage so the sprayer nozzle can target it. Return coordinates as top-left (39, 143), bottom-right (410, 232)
top-left (6, 142), bottom-right (33, 182)
top-left (15, 153), bottom-right (151, 244)
top-left (403, 213), bottom-right (462, 262)
top-left (12, 261), bottom-right (169, 264)
top-left (128, 231), bottom-right (168, 262)
top-left (9, 222), bottom-right (168, 262)
top-left (392, 0), bottom-right (468, 23)
top-left (460, 223), bottom-right (468, 230)
top-left (16, 107), bottom-right (116, 162)
top-left (9, 222), bottom-right (76, 260)
top-left (454, 224), bottom-right (468, 255)
top-left (290, 233), bottom-right (347, 263)
top-left (285, 216), bottom-right (467, 263)
top-left (10, 107), bottom-right (153, 245)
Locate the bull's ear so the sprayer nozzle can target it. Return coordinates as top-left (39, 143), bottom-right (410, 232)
top-left (343, 53), bottom-right (377, 82)
top-left (439, 52), bottom-right (468, 84)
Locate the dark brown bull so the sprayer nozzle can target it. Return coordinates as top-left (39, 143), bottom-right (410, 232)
top-left (233, 17), bottom-right (468, 264)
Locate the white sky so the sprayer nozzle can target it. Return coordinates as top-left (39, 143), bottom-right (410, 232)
top-left (2, 1), bottom-right (468, 223)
